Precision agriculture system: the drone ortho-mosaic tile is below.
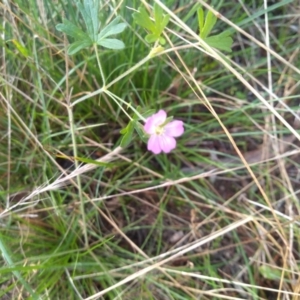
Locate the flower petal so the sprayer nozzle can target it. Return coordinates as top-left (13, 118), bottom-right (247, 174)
top-left (144, 110), bottom-right (167, 134)
top-left (159, 134), bottom-right (176, 153)
top-left (164, 120), bottom-right (184, 137)
top-left (147, 135), bottom-right (162, 154)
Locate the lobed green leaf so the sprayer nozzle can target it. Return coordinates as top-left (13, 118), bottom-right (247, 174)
top-left (133, 5), bottom-right (169, 45)
top-left (154, 3), bottom-right (169, 33)
top-left (197, 6), bottom-right (233, 52)
top-left (56, 19), bottom-right (87, 40)
top-left (133, 7), bottom-right (156, 32)
top-left (154, 3), bottom-right (163, 24)
top-left (204, 31), bottom-right (233, 52)
top-left (200, 10), bottom-right (217, 39)
top-left (76, 0), bottom-right (100, 42)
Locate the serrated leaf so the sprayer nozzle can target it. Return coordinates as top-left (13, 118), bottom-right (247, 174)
top-left (76, 0), bottom-right (99, 42)
top-left (133, 7), bottom-right (156, 31)
top-left (201, 10), bottom-right (217, 39)
top-left (98, 17), bottom-right (127, 40)
top-left (204, 32), bottom-right (233, 52)
top-left (57, 1), bottom-right (125, 54)
top-left (133, 4), bottom-right (169, 45)
top-left (68, 39), bottom-right (92, 55)
top-left (197, 6), bottom-right (233, 53)
top-left (97, 38), bottom-right (125, 49)
top-left (56, 19), bottom-right (88, 40)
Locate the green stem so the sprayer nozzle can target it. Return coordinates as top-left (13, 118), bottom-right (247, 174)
top-left (67, 105), bottom-right (88, 248)
top-left (94, 43), bottom-right (106, 87)
top-left (104, 90), bottom-right (146, 122)
top-left (71, 54), bottom-right (152, 108)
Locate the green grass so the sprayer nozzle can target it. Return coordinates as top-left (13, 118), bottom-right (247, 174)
top-left (1, 0), bottom-right (300, 299)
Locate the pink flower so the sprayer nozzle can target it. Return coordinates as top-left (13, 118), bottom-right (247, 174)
top-left (144, 110), bottom-right (184, 154)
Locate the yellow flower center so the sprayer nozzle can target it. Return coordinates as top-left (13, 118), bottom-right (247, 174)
top-left (155, 126), bottom-right (164, 135)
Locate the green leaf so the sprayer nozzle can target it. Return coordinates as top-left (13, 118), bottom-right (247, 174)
top-left (141, 109), bottom-right (156, 119)
top-left (133, 7), bottom-right (156, 31)
top-left (160, 14), bottom-right (170, 30)
top-left (183, 3), bottom-right (199, 23)
top-left (155, 3), bottom-right (170, 32)
top-left (68, 39), bottom-right (92, 55)
top-left (134, 122), bottom-right (148, 143)
top-left (158, 36), bottom-right (166, 45)
top-left (76, 0), bottom-right (100, 42)
top-left (120, 128), bottom-right (127, 135)
top-left (145, 33), bottom-right (158, 44)
top-left (56, 0), bottom-right (125, 54)
top-left (197, 8), bottom-right (204, 33)
top-left (154, 2), bottom-right (163, 24)
top-left (56, 19), bottom-right (88, 40)
top-left (259, 265), bottom-right (282, 280)
top-left (133, 3), bottom-right (169, 45)
top-left (204, 32), bottom-right (233, 52)
top-left (74, 156), bottom-right (113, 167)
top-left (11, 39), bottom-right (29, 58)
top-left (120, 121), bottom-right (131, 134)
top-left (200, 10), bottom-right (217, 39)
top-left (97, 16), bottom-right (127, 40)
top-left (197, 6), bottom-right (233, 52)
top-left (97, 38), bottom-right (125, 49)
top-left (120, 121), bottom-right (134, 147)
